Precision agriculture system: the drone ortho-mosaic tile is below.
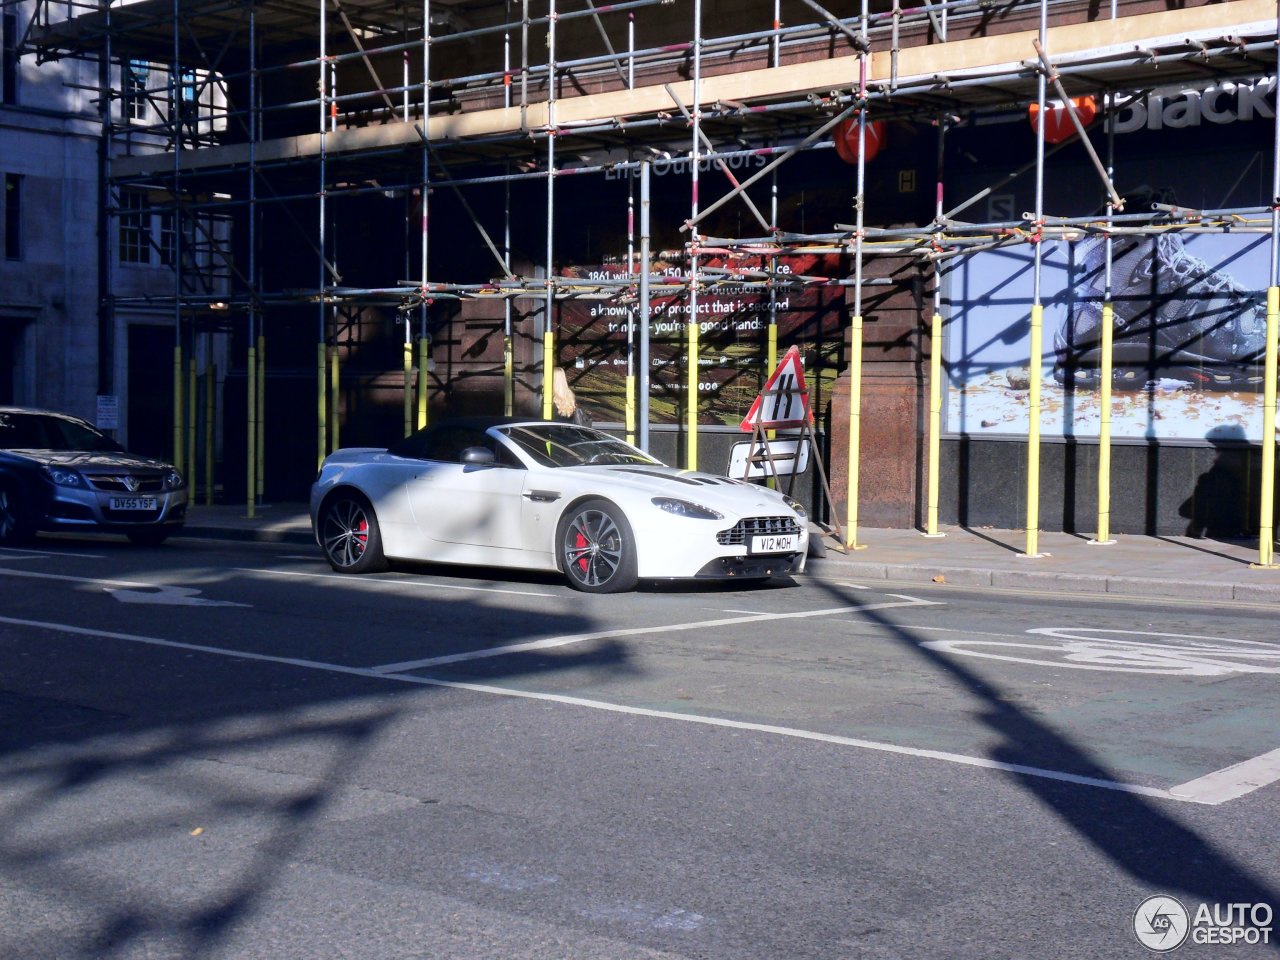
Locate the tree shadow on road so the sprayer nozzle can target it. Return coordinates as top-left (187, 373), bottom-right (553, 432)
top-left (0, 562), bottom-right (634, 960)
top-left (811, 577), bottom-right (1280, 946)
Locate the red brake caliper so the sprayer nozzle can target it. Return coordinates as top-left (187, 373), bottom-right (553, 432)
top-left (356, 518), bottom-right (368, 546)
top-left (575, 532), bottom-right (588, 572)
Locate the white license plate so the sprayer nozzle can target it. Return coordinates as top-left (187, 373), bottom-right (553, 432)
top-left (110, 496), bottom-right (157, 511)
top-left (750, 533), bottom-right (798, 554)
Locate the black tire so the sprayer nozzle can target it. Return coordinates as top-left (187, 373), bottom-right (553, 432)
top-left (0, 483), bottom-right (35, 546)
top-left (126, 528), bottom-right (171, 547)
top-left (557, 498), bottom-right (638, 593)
top-left (320, 491), bottom-right (388, 573)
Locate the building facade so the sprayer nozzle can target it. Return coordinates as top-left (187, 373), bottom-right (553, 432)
top-left (8, 0), bottom-right (1280, 539)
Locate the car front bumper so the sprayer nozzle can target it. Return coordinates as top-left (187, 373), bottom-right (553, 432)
top-left (632, 510), bottom-right (809, 580)
top-left (41, 484), bottom-right (188, 533)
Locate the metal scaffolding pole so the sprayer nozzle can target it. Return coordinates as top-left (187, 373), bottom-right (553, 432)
top-left (924, 114), bottom-right (946, 539)
top-left (639, 159), bottom-right (652, 451)
top-left (843, 0), bottom-right (870, 552)
top-left (316, 0), bottom-right (329, 475)
top-left (418, 0), bottom-right (431, 431)
top-left (1089, 82), bottom-right (1117, 548)
top-left (1020, 0), bottom-right (1050, 560)
top-left (1253, 10), bottom-right (1280, 569)
top-left (685, 0), bottom-right (702, 470)
top-left (541, 0), bottom-right (558, 421)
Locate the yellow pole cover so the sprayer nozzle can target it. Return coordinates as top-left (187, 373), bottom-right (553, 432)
top-left (926, 312), bottom-right (943, 536)
top-left (1096, 302), bottom-right (1114, 544)
top-left (329, 347), bottom-right (340, 451)
top-left (1258, 286), bottom-right (1279, 567)
top-left (845, 313), bottom-right (864, 549)
top-left (186, 358), bottom-right (196, 489)
top-left (172, 345), bottom-right (183, 474)
top-left (542, 330), bottom-right (555, 420)
top-left (316, 342), bottom-right (327, 469)
top-left (256, 335), bottom-right (265, 500)
top-left (403, 340), bottom-right (413, 438)
top-left (625, 373), bottom-right (636, 446)
top-left (204, 363), bottom-right (215, 506)
top-left (418, 337), bottom-right (430, 429)
top-left (1025, 303), bottom-right (1043, 557)
top-left (503, 334), bottom-right (514, 417)
top-left (687, 320), bottom-right (699, 470)
top-left (246, 343), bottom-right (257, 520)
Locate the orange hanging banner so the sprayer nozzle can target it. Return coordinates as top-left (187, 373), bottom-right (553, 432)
top-left (1027, 96), bottom-right (1097, 144)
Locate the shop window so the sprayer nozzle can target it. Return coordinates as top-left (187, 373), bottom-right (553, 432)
top-left (4, 174), bottom-right (20, 261)
top-left (119, 189), bottom-right (150, 264)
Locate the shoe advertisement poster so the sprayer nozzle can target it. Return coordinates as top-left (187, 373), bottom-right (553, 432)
top-left (942, 232), bottom-right (1273, 442)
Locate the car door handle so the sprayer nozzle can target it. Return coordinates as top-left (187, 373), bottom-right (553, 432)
top-left (523, 490), bottom-right (561, 502)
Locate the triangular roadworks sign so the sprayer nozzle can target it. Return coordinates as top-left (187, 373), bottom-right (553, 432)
top-left (740, 345), bottom-right (812, 431)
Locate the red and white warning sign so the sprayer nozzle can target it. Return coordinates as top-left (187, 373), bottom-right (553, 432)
top-left (740, 345), bottom-right (812, 431)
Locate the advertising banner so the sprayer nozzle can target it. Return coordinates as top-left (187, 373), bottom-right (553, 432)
top-left (942, 232), bottom-right (1273, 442)
top-left (556, 253), bottom-right (845, 427)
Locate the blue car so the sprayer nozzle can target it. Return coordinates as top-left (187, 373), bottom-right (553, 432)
top-left (0, 406), bottom-right (187, 546)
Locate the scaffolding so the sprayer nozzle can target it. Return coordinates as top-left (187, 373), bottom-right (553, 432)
top-left (16, 0), bottom-right (1280, 556)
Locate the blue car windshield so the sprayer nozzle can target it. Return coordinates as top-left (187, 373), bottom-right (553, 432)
top-left (499, 424), bottom-right (660, 468)
top-left (0, 412), bottom-right (123, 452)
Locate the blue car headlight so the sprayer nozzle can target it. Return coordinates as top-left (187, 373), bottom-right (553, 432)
top-left (783, 495), bottom-right (807, 519)
top-left (651, 497), bottom-right (724, 520)
top-left (163, 469), bottom-right (185, 490)
top-left (44, 466), bottom-right (86, 488)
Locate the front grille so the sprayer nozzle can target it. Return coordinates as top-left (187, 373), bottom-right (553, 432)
top-left (716, 516), bottom-right (802, 546)
top-left (85, 473), bottom-right (165, 493)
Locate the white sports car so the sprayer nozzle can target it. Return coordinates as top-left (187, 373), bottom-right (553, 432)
top-left (309, 417), bottom-right (809, 592)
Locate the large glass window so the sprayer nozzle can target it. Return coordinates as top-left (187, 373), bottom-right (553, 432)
top-left (119, 189), bottom-right (150, 264)
top-left (4, 174), bottom-right (20, 262)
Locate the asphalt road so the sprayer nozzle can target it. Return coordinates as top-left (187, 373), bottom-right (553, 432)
top-left (2, 533), bottom-right (1279, 959)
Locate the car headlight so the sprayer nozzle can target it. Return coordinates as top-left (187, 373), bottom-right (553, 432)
top-left (783, 495), bottom-right (808, 519)
top-left (44, 466), bottom-right (86, 488)
top-left (163, 469), bottom-right (185, 490)
top-left (651, 496), bottom-right (724, 520)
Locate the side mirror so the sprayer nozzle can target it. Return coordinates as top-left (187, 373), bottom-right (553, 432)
top-left (461, 446), bottom-right (497, 467)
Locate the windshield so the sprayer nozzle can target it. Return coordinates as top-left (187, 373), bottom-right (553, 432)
top-left (0, 412), bottom-right (123, 452)
top-left (499, 423), bottom-right (661, 468)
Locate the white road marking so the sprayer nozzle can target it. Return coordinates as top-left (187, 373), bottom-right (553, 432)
top-left (0, 611), bottom-right (1214, 804)
top-left (1170, 748), bottom-right (1280, 804)
top-left (897, 623), bottom-right (1029, 640)
top-left (0, 566), bottom-right (248, 607)
top-left (0, 567), bottom-right (178, 590)
top-left (106, 585), bottom-right (249, 608)
top-left (238, 566), bottom-right (556, 598)
top-left (924, 627), bottom-right (1280, 676)
top-left (373, 597), bottom-right (940, 672)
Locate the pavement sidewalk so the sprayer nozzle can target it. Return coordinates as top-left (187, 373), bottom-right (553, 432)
top-left (179, 502), bottom-right (1280, 604)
